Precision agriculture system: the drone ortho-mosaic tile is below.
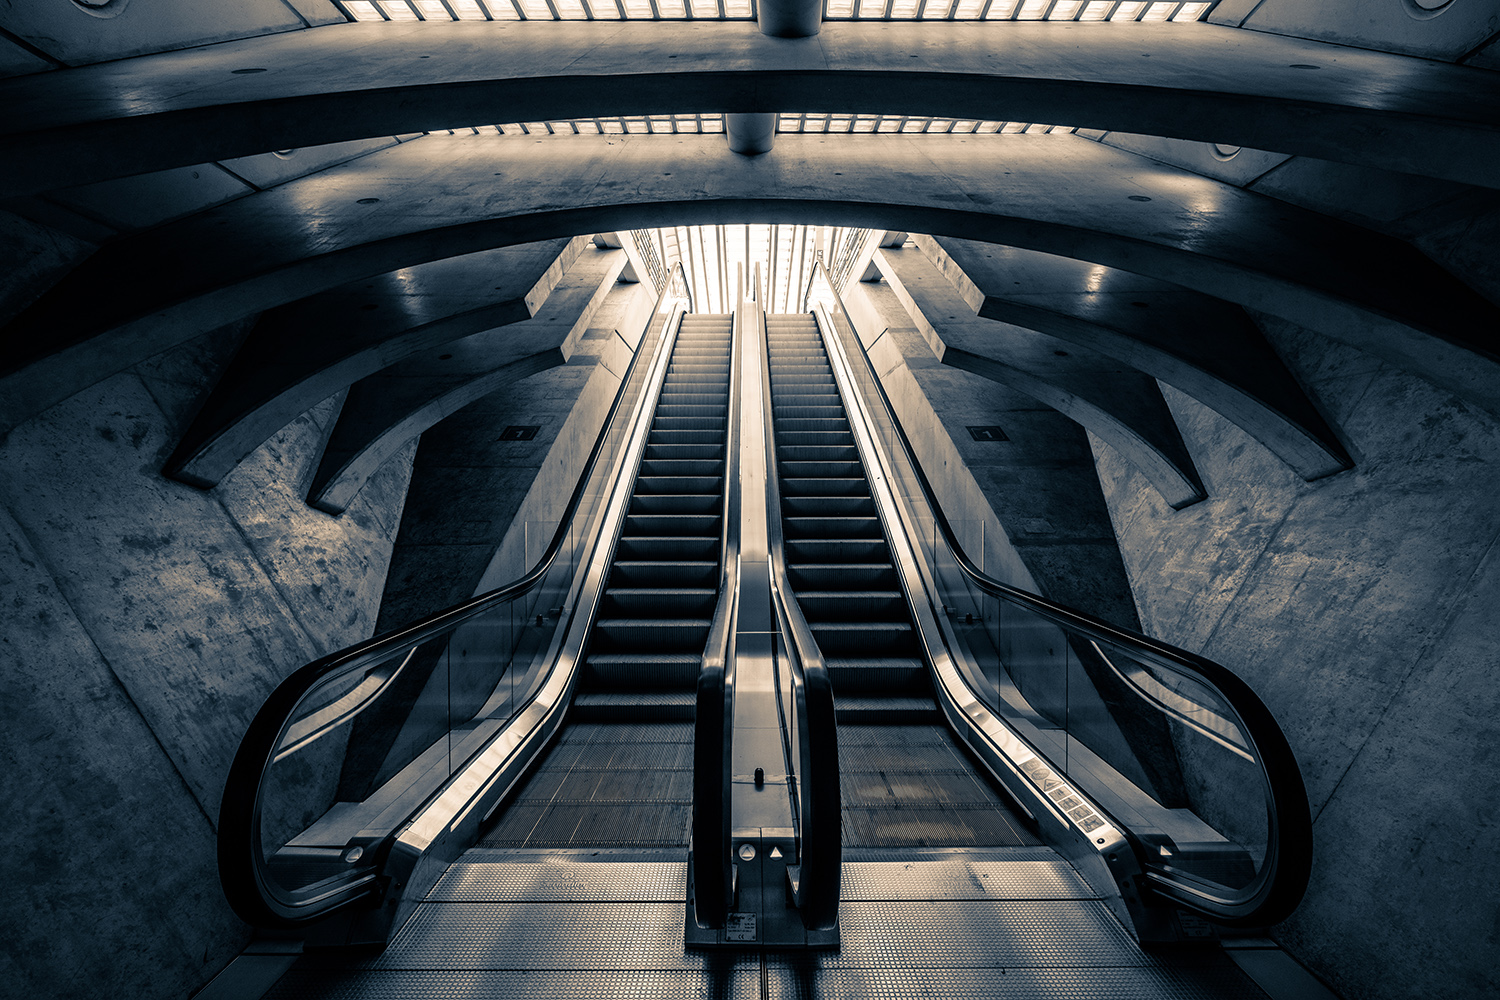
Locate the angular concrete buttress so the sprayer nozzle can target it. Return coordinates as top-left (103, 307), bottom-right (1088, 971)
top-left (918, 235), bottom-right (1353, 481)
top-left (306, 246), bottom-right (628, 514)
top-left (875, 247), bottom-right (1207, 509)
top-left (165, 238), bottom-right (586, 489)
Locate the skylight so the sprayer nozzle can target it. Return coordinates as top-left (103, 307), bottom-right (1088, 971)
top-left (478, 115), bottom-right (1077, 134)
top-left (638, 224), bottom-right (871, 313)
top-left (337, 0), bottom-right (1215, 21)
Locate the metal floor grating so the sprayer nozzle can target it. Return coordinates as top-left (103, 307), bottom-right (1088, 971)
top-left (762, 961), bottom-right (1271, 1000)
top-left (266, 967), bottom-right (761, 1000)
top-left (840, 860), bottom-right (1093, 901)
top-left (820, 899), bottom-right (1142, 968)
top-left (430, 861), bottom-right (687, 902)
top-left (367, 902), bottom-right (706, 971)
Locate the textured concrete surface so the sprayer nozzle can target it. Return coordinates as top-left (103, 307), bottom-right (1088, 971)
top-left (0, 208), bottom-right (95, 331)
top-left (0, 327), bottom-right (414, 1000)
top-left (842, 278), bottom-right (1141, 631)
top-left (1092, 321), bottom-right (1500, 1000)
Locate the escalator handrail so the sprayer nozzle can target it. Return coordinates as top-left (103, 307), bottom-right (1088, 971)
top-left (809, 262), bottom-right (1311, 926)
top-left (692, 302), bottom-right (742, 929)
top-left (218, 265), bottom-right (691, 928)
top-left (756, 294), bottom-right (841, 930)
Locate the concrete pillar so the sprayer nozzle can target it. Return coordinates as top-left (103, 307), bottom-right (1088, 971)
top-left (726, 112), bottom-right (778, 156)
top-left (757, 0), bottom-right (821, 36)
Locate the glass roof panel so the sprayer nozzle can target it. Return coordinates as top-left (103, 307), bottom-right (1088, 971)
top-left (340, 0), bottom-right (1213, 17)
top-left (378, 1), bottom-right (421, 19)
top-left (465, 113), bottom-right (1084, 136)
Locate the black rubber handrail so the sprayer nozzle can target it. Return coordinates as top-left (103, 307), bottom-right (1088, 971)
top-left (810, 263), bottom-right (1311, 927)
top-left (218, 265), bottom-right (690, 928)
top-left (757, 297), bottom-right (841, 931)
top-left (691, 304), bottom-right (742, 931)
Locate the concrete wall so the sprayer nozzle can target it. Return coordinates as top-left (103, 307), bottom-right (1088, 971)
top-left (1091, 321), bottom-right (1500, 1000)
top-left (0, 322), bottom-right (414, 999)
top-left (841, 277), bottom-right (1141, 630)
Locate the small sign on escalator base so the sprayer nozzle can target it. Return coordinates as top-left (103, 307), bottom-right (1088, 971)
top-left (725, 912), bottom-right (757, 942)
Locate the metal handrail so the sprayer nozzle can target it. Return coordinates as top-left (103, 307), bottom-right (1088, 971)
top-left (808, 262), bottom-right (1310, 926)
top-left (757, 288), bottom-right (841, 930)
top-left (218, 266), bottom-right (690, 928)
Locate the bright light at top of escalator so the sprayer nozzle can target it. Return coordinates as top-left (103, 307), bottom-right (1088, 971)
top-left (335, 0), bottom-right (1215, 22)
top-left (481, 113), bottom-right (1078, 134)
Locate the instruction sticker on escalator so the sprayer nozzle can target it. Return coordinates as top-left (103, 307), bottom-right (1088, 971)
top-left (726, 913), bottom-right (757, 942)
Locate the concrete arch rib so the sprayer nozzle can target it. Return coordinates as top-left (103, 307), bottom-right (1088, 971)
top-left (3, 21), bottom-right (1500, 195)
top-left (915, 235), bottom-right (1353, 481)
top-left (3, 133), bottom-right (1497, 437)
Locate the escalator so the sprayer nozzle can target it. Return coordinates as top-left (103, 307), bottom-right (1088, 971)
top-left (765, 314), bottom-right (1038, 851)
top-left (212, 267), bottom-right (1315, 1000)
top-left (477, 314), bottom-right (732, 851)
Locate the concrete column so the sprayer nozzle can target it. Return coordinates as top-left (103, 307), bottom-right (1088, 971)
top-left (726, 112), bottom-right (777, 156)
top-left (757, 0), bottom-right (821, 36)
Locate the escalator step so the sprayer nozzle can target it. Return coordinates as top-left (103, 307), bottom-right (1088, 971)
top-left (628, 494), bottom-right (721, 515)
top-left (602, 588), bottom-right (719, 617)
top-left (784, 538), bottom-right (892, 562)
top-left (789, 563), bottom-right (899, 588)
top-left (825, 657), bottom-right (930, 693)
top-left (571, 690), bottom-right (697, 721)
top-left (631, 476), bottom-right (724, 495)
top-left (614, 535), bottom-right (720, 560)
top-left (834, 695), bottom-right (943, 724)
top-left (794, 591), bottom-right (907, 619)
top-left (779, 478), bottom-right (870, 497)
top-left (782, 495), bottom-right (875, 516)
top-left (650, 418), bottom-right (728, 433)
top-left (649, 430), bottom-right (725, 445)
top-left (638, 460), bottom-right (724, 478)
top-left (778, 419), bottom-right (854, 434)
top-left (809, 621), bottom-right (917, 656)
top-left (583, 652), bottom-right (702, 689)
top-left (592, 619), bottom-right (713, 651)
top-left (644, 445), bottom-right (723, 460)
top-left (778, 446), bottom-right (860, 462)
top-left (609, 561), bottom-right (717, 586)
top-left (780, 461), bottom-right (866, 479)
top-left (782, 516), bottom-right (883, 539)
top-left (623, 514), bottom-right (721, 536)
top-left (777, 431), bottom-right (855, 447)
